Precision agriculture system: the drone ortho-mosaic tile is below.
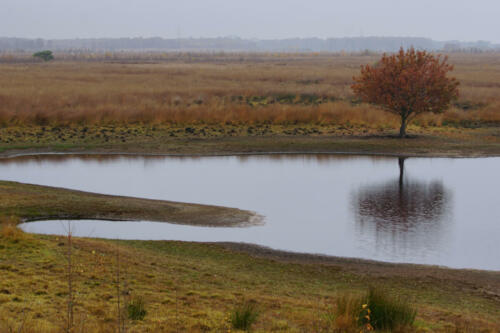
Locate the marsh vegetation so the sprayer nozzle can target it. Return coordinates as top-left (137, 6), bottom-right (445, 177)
top-left (0, 53), bottom-right (499, 129)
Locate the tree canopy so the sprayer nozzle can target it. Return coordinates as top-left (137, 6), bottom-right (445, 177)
top-left (352, 48), bottom-right (459, 137)
top-left (33, 50), bottom-right (54, 62)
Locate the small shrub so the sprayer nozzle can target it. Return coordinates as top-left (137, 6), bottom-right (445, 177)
top-left (127, 297), bottom-right (146, 321)
top-left (365, 287), bottom-right (416, 330)
top-left (230, 301), bottom-right (259, 331)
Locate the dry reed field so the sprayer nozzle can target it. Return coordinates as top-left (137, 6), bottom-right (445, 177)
top-left (0, 52), bottom-right (499, 129)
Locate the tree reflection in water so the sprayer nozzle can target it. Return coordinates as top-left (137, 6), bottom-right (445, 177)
top-left (352, 158), bottom-right (453, 260)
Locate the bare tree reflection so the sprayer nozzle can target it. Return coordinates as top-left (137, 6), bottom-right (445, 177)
top-left (352, 158), bottom-right (452, 259)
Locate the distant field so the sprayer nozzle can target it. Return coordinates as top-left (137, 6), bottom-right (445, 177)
top-left (0, 53), bottom-right (499, 128)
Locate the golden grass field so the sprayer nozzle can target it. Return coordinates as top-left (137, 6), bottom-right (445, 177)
top-left (1, 52), bottom-right (500, 158)
top-left (0, 53), bottom-right (499, 128)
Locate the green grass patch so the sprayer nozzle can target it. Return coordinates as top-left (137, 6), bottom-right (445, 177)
top-left (0, 180), bottom-right (254, 227)
top-left (230, 301), bottom-right (259, 331)
top-left (365, 287), bottom-right (417, 330)
top-left (127, 297), bottom-right (147, 321)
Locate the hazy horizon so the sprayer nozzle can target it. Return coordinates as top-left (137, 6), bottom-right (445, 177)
top-left (2, 0), bottom-right (499, 43)
top-left (0, 36), bottom-right (497, 44)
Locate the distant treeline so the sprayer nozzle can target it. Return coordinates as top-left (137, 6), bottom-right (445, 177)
top-left (0, 36), bottom-right (498, 53)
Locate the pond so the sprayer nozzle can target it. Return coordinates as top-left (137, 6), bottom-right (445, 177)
top-left (2, 154), bottom-right (499, 270)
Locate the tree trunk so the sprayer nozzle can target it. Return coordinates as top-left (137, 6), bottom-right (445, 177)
top-left (399, 118), bottom-right (407, 138)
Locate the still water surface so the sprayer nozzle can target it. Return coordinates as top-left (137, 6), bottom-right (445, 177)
top-left (2, 154), bottom-right (499, 270)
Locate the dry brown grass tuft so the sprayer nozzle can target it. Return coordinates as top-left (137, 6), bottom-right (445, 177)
top-left (333, 294), bottom-right (364, 331)
top-left (0, 216), bottom-right (28, 242)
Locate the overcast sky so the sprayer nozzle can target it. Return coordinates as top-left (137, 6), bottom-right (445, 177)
top-left (2, 0), bottom-right (499, 43)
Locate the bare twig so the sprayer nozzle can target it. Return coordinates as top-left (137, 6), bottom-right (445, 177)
top-left (116, 242), bottom-right (122, 333)
top-left (66, 221), bottom-right (74, 332)
top-left (175, 287), bottom-right (179, 333)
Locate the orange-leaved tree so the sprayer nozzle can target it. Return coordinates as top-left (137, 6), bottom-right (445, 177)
top-left (352, 47), bottom-right (459, 137)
